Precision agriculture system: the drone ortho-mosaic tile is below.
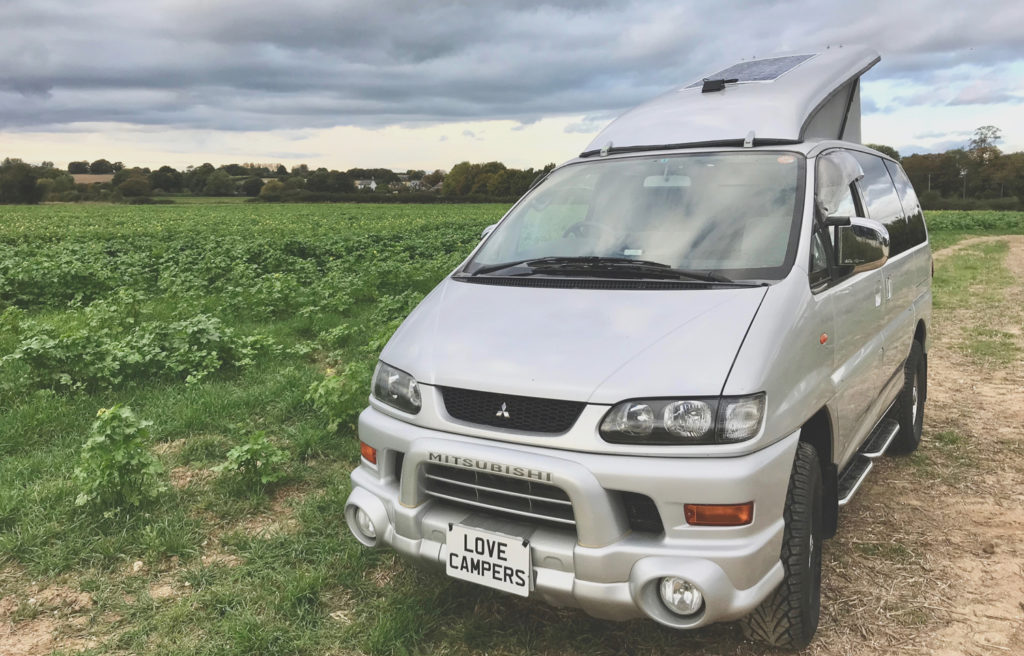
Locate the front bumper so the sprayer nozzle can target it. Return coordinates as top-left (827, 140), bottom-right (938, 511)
top-left (347, 406), bottom-right (800, 628)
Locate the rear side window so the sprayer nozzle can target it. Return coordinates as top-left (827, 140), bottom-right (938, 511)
top-left (884, 160), bottom-right (928, 247)
top-left (852, 152), bottom-right (910, 256)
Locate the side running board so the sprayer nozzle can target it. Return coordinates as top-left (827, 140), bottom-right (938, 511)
top-left (837, 417), bottom-right (901, 507)
top-left (837, 456), bottom-right (872, 507)
top-left (860, 418), bottom-right (900, 458)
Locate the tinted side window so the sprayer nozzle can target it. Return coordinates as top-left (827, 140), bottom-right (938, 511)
top-left (885, 160), bottom-right (928, 247)
top-left (852, 152), bottom-right (909, 255)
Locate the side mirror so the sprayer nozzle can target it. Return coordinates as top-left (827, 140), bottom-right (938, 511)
top-left (835, 217), bottom-right (889, 272)
top-left (481, 224), bottom-right (497, 240)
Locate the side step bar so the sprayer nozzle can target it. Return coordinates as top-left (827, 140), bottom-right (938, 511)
top-left (837, 456), bottom-right (872, 507)
top-left (837, 416), bottom-right (901, 507)
top-left (860, 418), bottom-right (900, 458)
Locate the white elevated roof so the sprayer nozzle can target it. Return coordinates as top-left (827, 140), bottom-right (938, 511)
top-left (582, 45), bottom-right (879, 156)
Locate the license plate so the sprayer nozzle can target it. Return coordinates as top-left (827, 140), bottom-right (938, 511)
top-left (445, 524), bottom-right (531, 597)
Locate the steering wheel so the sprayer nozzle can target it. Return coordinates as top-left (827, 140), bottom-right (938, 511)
top-left (563, 221), bottom-right (617, 240)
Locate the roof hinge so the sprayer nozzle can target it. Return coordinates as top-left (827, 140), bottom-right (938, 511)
top-left (743, 131), bottom-right (755, 148)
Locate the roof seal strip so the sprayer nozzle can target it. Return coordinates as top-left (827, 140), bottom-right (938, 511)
top-left (579, 137), bottom-right (800, 158)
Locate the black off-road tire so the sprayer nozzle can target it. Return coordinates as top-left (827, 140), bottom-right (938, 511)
top-left (889, 340), bottom-right (926, 455)
top-left (741, 441), bottom-right (823, 650)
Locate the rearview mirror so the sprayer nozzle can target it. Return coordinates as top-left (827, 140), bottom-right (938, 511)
top-left (481, 224), bottom-right (497, 240)
top-left (835, 217), bottom-right (889, 272)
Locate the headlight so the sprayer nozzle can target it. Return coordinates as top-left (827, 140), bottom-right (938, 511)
top-left (599, 393), bottom-right (764, 444)
top-left (719, 394), bottom-right (765, 442)
top-left (372, 362), bottom-right (421, 414)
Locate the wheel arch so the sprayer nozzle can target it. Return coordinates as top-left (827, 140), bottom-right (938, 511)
top-left (913, 320), bottom-right (928, 403)
top-left (799, 406), bottom-right (838, 538)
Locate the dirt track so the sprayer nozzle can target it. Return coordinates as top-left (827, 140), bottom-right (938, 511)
top-left (809, 236), bottom-right (1024, 656)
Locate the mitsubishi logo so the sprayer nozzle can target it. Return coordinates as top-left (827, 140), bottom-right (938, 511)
top-left (495, 402), bottom-right (510, 419)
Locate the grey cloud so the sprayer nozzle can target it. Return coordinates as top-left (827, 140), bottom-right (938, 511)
top-left (947, 82), bottom-right (1022, 106)
top-left (1, 1), bottom-right (1023, 131)
top-left (899, 139), bottom-right (970, 155)
top-left (563, 111), bottom-right (619, 134)
top-left (913, 130), bottom-right (971, 140)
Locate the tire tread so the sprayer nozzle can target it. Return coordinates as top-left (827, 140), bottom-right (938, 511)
top-left (741, 441), bottom-right (821, 649)
top-left (889, 340), bottom-right (925, 454)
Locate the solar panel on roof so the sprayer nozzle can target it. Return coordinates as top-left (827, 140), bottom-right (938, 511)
top-left (688, 54), bottom-right (815, 87)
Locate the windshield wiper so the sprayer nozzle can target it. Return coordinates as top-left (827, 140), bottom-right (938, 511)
top-left (466, 256), bottom-right (735, 283)
top-left (467, 256), bottom-right (579, 276)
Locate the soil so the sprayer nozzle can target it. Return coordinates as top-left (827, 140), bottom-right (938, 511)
top-left (805, 235), bottom-right (1024, 655)
top-left (0, 585), bottom-right (98, 656)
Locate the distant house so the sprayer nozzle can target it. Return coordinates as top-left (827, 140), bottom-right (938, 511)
top-left (355, 178), bottom-right (377, 191)
top-left (71, 173), bottom-right (115, 185)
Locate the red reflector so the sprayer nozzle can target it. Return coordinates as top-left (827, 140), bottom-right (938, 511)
top-left (820, 333), bottom-right (828, 345)
top-left (360, 442), bottom-right (377, 465)
top-left (684, 502), bottom-right (754, 526)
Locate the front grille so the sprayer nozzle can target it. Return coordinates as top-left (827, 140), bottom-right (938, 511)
top-left (423, 463), bottom-right (575, 527)
top-left (439, 387), bottom-right (585, 433)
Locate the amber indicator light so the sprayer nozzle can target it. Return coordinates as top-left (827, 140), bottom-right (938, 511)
top-left (359, 441), bottom-right (377, 465)
top-left (684, 502), bottom-right (754, 526)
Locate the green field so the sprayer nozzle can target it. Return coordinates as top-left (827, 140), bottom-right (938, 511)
top-left (1, 205), bottom-right (1022, 655)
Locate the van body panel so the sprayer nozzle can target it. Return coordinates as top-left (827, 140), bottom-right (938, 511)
top-left (380, 278), bottom-right (767, 404)
top-left (880, 250), bottom-right (920, 380)
top-left (719, 270), bottom-right (835, 454)
top-left (827, 267), bottom-right (887, 466)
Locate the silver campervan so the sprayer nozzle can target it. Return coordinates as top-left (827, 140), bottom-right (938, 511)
top-left (345, 46), bottom-right (931, 649)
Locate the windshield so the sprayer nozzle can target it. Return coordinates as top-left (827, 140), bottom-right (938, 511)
top-left (466, 152), bottom-right (804, 280)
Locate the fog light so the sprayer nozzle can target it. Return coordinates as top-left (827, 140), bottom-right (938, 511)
top-left (354, 507), bottom-right (376, 539)
top-left (659, 577), bottom-right (703, 616)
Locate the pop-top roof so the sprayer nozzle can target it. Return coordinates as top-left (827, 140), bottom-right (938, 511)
top-left (582, 45), bottom-right (880, 157)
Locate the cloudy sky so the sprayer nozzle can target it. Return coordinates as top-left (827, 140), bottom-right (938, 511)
top-left (2, 0), bottom-right (1022, 171)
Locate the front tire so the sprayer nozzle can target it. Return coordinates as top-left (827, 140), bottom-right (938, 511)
top-left (889, 340), bottom-right (925, 454)
top-left (741, 442), bottom-right (823, 650)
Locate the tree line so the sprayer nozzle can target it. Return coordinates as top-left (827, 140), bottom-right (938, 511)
top-left (884, 126), bottom-right (1024, 211)
top-left (2, 126), bottom-right (1021, 208)
top-left (0, 158), bottom-right (558, 205)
